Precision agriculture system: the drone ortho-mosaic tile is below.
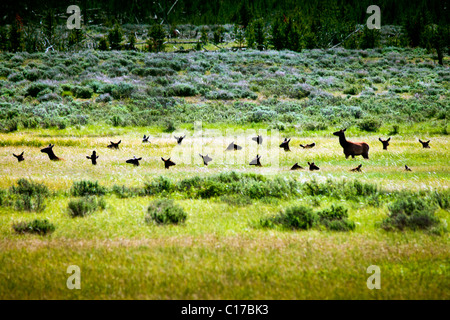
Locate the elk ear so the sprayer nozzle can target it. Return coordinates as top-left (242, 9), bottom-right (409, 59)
top-left (379, 138), bottom-right (382, 142)
top-left (118, 140), bottom-right (121, 144)
top-left (343, 128), bottom-right (346, 132)
top-left (426, 140), bottom-right (430, 143)
top-left (419, 139), bottom-right (422, 143)
top-left (161, 157), bottom-right (165, 161)
top-left (387, 137), bottom-right (391, 141)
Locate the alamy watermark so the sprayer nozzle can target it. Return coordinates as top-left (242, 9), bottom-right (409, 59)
top-left (366, 265), bottom-right (381, 289)
top-left (67, 265), bottom-right (81, 289)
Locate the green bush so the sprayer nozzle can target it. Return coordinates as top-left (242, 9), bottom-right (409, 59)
top-left (382, 196), bottom-right (440, 231)
top-left (357, 117), bottom-right (381, 132)
top-left (13, 219), bottom-right (55, 235)
top-left (71, 180), bottom-right (107, 197)
top-left (261, 205), bottom-right (317, 230)
top-left (318, 204), bottom-right (348, 221)
top-left (9, 179), bottom-right (49, 212)
top-left (145, 199), bottom-right (187, 225)
top-left (72, 86), bottom-right (93, 99)
top-left (67, 196), bottom-right (106, 218)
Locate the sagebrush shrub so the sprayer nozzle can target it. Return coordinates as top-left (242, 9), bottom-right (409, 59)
top-left (71, 180), bottom-right (107, 196)
top-left (13, 219), bottom-right (55, 235)
top-left (9, 179), bottom-right (49, 212)
top-left (67, 196), bottom-right (106, 218)
top-left (145, 199), bottom-right (187, 225)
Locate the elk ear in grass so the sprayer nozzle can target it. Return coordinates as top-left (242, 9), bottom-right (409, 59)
top-left (142, 135), bottom-right (150, 143)
top-left (418, 139), bottom-right (430, 148)
top-left (13, 151), bottom-right (24, 162)
top-left (405, 165), bottom-right (412, 171)
top-left (290, 163), bottom-right (303, 170)
top-left (199, 154), bottom-right (212, 166)
top-left (249, 154), bottom-right (262, 167)
top-left (280, 138), bottom-right (291, 152)
top-left (86, 151), bottom-right (99, 165)
top-left (126, 156), bottom-right (142, 166)
top-left (308, 162), bottom-right (320, 171)
top-left (300, 142), bottom-right (315, 149)
top-left (161, 157), bottom-right (176, 169)
top-left (107, 140), bottom-right (121, 149)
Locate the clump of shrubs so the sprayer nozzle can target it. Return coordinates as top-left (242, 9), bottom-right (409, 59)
top-left (381, 196), bottom-right (441, 232)
top-left (357, 117), bottom-right (381, 132)
top-left (13, 219), bottom-right (55, 235)
top-left (67, 196), bottom-right (106, 218)
top-left (71, 180), bottom-right (107, 197)
top-left (145, 199), bottom-right (187, 225)
top-left (260, 204), bottom-right (355, 231)
top-left (9, 178), bottom-right (49, 212)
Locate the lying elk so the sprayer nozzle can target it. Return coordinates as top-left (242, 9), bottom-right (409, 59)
top-left (280, 138), bottom-right (291, 152)
top-left (252, 135), bottom-right (263, 145)
top-left (107, 140), bottom-right (121, 150)
top-left (126, 156), bottom-right (142, 166)
top-left (174, 135), bottom-right (186, 145)
top-left (13, 151), bottom-right (24, 162)
top-left (333, 129), bottom-right (369, 159)
top-left (290, 163), bottom-right (303, 170)
top-left (249, 155), bottom-right (262, 167)
top-left (41, 144), bottom-right (61, 161)
top-left (350, 164), bottom-right (362, 172)
top-left (142, 135), bottom-right (150, 143)
top-left (308, 162), bottom-right (320, 171)
top-left (161, 157), bottom-right (176, 169)
top-left (405, 165), bottom-right (412, 171)
top-left (226, 142), bottom-right (242, 151)
top-left (199, 154), bottom-right (212, 166)
top-left (419, 139), bottom-right (430, 148)
top-left (378, 137), bottom-right (391, 150)
top-left (86, 151), bottom-right (99, 165)
top-left (300, 142), bottom-right (315, 149)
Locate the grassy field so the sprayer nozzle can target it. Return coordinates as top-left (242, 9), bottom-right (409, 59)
top-left (0, 125), bottom-right (448, 299)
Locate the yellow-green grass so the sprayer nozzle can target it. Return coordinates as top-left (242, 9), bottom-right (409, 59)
top-left (0, 127), bottom-right (448, 299)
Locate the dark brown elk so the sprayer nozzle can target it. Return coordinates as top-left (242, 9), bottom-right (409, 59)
top-left (350, 164), bottom-right (362, 172)
top-left (405, 165), bottom-right (412, 171)
top-left (174, 135), bottom-right (186, 145)
top-left (13, 151), bottom-right (24, 162)
top-left (280, 138), bottom-right (291, 152)
top-left (249, 155), bottom-right (262, 167)
top-left (379, 137), bottom-right (390, 150)
top-left (126, 156), bottom-right (142, 166)
top-left (290, 163), bottom-right (303, 170)
top-left (300, 142), bottom-right (315, 149)
top-left (142, 135), bottom-right (150, 143)
top-left (308, 162), bottom-right (320, 171)
top-left (86, 151), bottom-right (99, 165)
top-left (252, 135), bottom-right (263, 145)
top-left (419, 139), bottom-right (430, 148)
top-left (107, 140), bottom-right (121, 149)
top-left (41, 144), bottom-right (61, 161)
top-left (161, 157), bottom-right (176, 169)
top-left (333, 129), bottom-right (369, 159)
top-left (199, 154), bottom-right (212, 166)
top-left (226, 142), bottom-right (242, 151)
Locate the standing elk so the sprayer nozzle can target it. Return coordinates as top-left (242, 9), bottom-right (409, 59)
top-left (199, 154), bottom-right (212, 166)
top-left (379, 137), bottom-right (391, 150)
top-left (333, 129), bottom-right (369, 159)
top-left (107, 140), bottom-right (121, 149)
top-left (86, 151), bottom-right (99, 165)
top-left (419, 139), bottom-right (430, 148)
top-left (280, 138), bottom-right (291, 152)
top-left (249, 155), bottom-right (262, 167)
top-left (308, 162), bottom-right (320, 171)
top-left (126, 156), bottom-right (142, 166)
top-left (13, 151), bottom-right (24, 162)
top-left (161, 157), bottom-right (176, 169)
top-left (41, 144), bottom-right (61, 161)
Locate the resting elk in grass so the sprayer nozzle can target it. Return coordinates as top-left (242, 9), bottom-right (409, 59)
top-left (199, 154), bottom-right (212, 166)
top-left (126, 156), bottom-right (142, 166)
top-left (226, 142), bottom-right (242, 151)
top-left (13, 151), bottom-right (24, 162)
top-left (350, 164), bottom-right (362, 172)
top-left (333, 129), bottom-right (369, 159)
top-left (252, 135), bottom-right (263, 145)
top-left (379, 137), bottom-right (390, 150)
top-left (249, 154), bottom-right (262, 167)
top-left (174, 135), bottom-right (186, 145)
top-left (419, 139), bottom-right (430, 148)
top-left (290, 163), bottom-right (303, 170)
top-left (142, 135), bottom-right (150, 143)
top-left (308, 162), bottom-right (320, 171)
top-left (86, 151), bottom-right (99, 165)
top-left (300, 142), bottom-right (315, 149)
top-left (41, 144), bottom-right (61, 161)
top-left (280, 138), bottom-right (291, 152)
top-left (161, 157), bottom-right (176, 169)
top-left (107, 140), bottom-right (121, 150)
